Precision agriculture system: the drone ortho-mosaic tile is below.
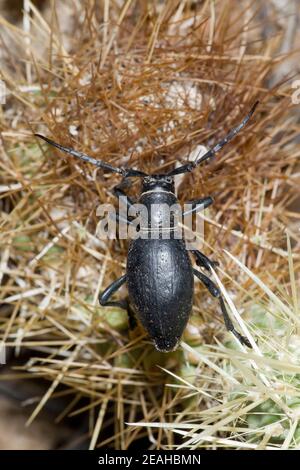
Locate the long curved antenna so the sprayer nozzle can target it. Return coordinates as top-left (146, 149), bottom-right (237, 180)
top-left (35, 134), bottom-right (147, 178)
top-left (167, 101), bottom-right (259, 176)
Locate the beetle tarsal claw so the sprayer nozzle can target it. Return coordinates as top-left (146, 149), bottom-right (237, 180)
top-left (233, 331), bottom-right (252, 348)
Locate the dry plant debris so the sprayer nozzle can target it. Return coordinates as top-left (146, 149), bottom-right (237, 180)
top-left (0, 0), bottom-right (299, 450)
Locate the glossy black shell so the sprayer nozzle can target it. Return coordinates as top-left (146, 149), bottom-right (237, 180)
top-left (126, 190), bottom-right (194, 352)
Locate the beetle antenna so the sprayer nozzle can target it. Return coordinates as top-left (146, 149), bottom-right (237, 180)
top-left (35, 134), bottom-right (147, 178)
top-left (167, 101), bottom-right (259, 176)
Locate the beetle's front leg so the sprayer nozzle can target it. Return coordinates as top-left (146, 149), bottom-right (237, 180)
top-left (111, 179), bottom-right (136, 227)
top-left (193, 269), bottom-right (251, 348)
top-left (113, 178), bottom-right (135, 208)
top-left (191, 250), bottom-right (219, 271)
top-left (112, 212), bottom-right (134, 226)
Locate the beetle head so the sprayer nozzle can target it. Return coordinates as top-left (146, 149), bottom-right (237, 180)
top-left (142, 175), bottom-right (175, 193)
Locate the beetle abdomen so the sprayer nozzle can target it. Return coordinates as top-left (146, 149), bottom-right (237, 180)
top-left (127, 238), bottom-right (194, 352)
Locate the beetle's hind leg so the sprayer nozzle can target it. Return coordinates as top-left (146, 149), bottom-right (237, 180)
top-left (193, 269), bottom-right (251, 348)
top-left (191, 250), bottom-right (219, 272)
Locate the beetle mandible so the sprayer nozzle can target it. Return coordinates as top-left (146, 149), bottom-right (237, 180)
top-left (35, 101), bottom-right (258, 352)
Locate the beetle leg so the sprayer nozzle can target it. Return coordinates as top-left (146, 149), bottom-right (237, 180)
top-left (112, 179), bottom-right (136, 227)
top-left (193, 269), bottom-right (251, 348)
top-left (113, 179), bottom-right (135, 208)
top-left (182, 196), bottom-right (213, 216)
top-left (99, 275), bottom-right (138, 331)
top-left (191, 250), bottom-right (219, 271)
top-left (184, 199), bottom-right (218, 270)
top-left (110, 212), bottom-right (134, 226)
top-left (99, 274), bottom-right (127, 309)
top-left (127, 303), bottom-right (138, 330)
top-left (109, 180), bottom-right (135, 225)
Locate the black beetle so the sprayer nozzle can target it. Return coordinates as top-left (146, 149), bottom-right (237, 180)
top-left (35, 101), bottom-right (258, 352)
